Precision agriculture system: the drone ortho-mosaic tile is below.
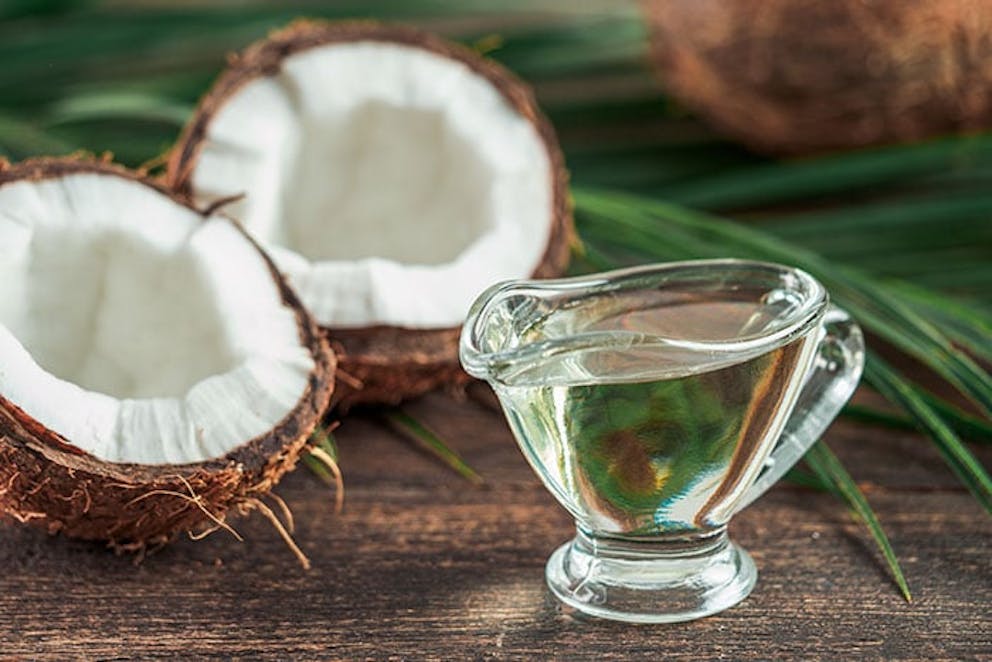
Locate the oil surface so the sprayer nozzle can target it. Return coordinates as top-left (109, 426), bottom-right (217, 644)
top-left (495, 297), bottom-right (819, 535)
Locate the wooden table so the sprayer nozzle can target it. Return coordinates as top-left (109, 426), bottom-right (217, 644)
top-left (1, 388), bottom-right (989, 659)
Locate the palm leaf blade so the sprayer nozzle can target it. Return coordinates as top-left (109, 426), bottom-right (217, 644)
top-left (804, 442), bottom-right (912, 602)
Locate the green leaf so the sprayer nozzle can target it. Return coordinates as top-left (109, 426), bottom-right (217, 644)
top-left (317, 429), bottom-right (340, 462)
top-left (865, 355), bottom-right (992, 514)
top-left (841, 405), bottom-right (917, 432)
top-left (783, 466), bottom-right (830, 491)
top-left (0, 110), bottom-right (76, 158)
top-left (765, 189), bottom-right (992, 242)
top-left (884, 281), bottom-right (992, 360)
top-left (836, 400), bottom-right (992, 446)
top-left (304, 427), bottom-right (341, 485)
top-left (302, 454), bottom-right (333, 485)
top-left (917, 391), bottom-right (992, 445)
top-left (386, 410), bottom-right (483, 485)
top-left (47, 91), bottom-right (193, 127)
top-left (661, 134), bottom-right (992, 211)
top-left (759, 192), bottom-right (992, 286)
top-left (804, 442), bottom-right (912, 603)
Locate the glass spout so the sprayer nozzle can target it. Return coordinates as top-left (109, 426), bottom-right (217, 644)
top-left (460, 275), bottom-right (611, 381)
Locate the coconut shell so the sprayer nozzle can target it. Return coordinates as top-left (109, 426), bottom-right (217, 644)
top-left (167, 20), bottom-right (573, 410)
top-left (0, 157), bottom-right (337, 551)
top-left (644, 0), bottom-right (992, 155)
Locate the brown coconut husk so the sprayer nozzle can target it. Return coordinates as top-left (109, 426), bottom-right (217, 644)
top-left (644, 0), bottom-right (992, 155)
top-left (0, 157), bottom-right (337, 559)
top-left (167, 21), bottom-right (573, 410)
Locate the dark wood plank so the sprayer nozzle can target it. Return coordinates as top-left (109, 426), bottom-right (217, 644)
top-left (0, 391), bottom-right (989, 660)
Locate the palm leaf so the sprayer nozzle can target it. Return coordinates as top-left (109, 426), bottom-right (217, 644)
top-left (804, 442), bottom-right (912, 602)
top-left (844, 401), bottom-right (992, 445)
top-left (385, 410), bottom-right (483, 485)
top-left (865, 355), bottom-right (992, 513)
top-left (662, 135), bottom-right (992, 211)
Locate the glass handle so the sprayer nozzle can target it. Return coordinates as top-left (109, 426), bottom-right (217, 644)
top-left (736, 305), bottom-right (865, 511)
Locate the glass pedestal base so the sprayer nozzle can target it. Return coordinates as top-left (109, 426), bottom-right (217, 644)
top-left (545, 528), bottom-right (756, 623)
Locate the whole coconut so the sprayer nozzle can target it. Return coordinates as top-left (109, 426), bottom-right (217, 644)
top-left (644, 0), bottom-right (992, 155)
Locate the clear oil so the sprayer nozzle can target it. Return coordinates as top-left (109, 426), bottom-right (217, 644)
top-left (493, 296), bottom-right (819, 535)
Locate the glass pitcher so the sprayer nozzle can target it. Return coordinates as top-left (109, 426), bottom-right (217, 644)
top-left (460, 259), bottom-right (864, 623)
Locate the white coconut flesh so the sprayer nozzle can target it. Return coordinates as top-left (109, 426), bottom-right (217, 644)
top-left (189, 41), bottom-right (554, 328)
top-left (0, 173), bottom-right (315, 465)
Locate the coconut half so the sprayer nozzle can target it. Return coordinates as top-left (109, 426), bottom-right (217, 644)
top-left (168, 21), bottom-right (572, 408)
top-left (0, 158), bottom-right (335, 552)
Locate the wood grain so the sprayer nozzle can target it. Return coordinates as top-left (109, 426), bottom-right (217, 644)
top-left (0, 391), bottom-right (989, 660)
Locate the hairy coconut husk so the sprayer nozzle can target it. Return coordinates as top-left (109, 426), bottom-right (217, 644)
top-left (644, 0), bottom-right (992, 155)
top-left (0, 157), bottom-right (337, 555)
top-left (326, 326), bottom-right (468, 410)
top-left (167, 21), bottom-right (573, 410)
